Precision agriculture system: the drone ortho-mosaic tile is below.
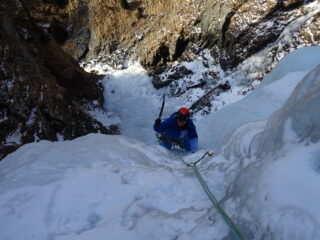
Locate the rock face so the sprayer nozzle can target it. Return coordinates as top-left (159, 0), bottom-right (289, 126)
top-left (0, 1), bottom-right (116, 159)
top-left (55, 0), bottom-right (319, 75)
top-left (61, 0), bottom-right (207, 73)
top-left (200, 0), bottom-right (320, 69)
top-left (33, 0), bottom-right (319, 75)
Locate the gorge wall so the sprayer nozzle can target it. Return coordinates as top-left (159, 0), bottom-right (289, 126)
top-left (60, 0), bottom-right (319, 73)
top-left (0, 1), bottom-right (117, 159)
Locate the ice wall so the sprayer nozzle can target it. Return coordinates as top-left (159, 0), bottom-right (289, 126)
top-left (252, 64), bottom-right (320, 158)
top-left (218, 53), bottom-right (320, 240)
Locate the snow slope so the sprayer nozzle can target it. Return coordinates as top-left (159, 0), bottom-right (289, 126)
top-left (1, 47), bottom-right (320, 240)
top-left (0, 135), bottom-right (224, 240)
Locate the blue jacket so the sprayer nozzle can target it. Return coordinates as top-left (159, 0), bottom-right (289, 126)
top-left (154, 113), bottom-right (198, 152)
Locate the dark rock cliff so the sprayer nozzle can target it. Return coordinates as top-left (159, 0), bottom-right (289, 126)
top-left (27, 0), bottom-right (318, 75)
top-left (0, 1), bottom-right (116, 159)
top-left (200, 0), bottom-right (319, 70)
top-left (52, 0), bottom-right (319, 75)
top-left (56, 0), bottom-right (319, 80)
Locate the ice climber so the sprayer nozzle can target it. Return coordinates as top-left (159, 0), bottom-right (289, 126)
top-left (153, 107), bottom-right (198, 152)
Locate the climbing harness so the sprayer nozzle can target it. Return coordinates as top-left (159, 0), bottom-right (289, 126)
top-left (156, 133), bottom-right (185, 150)
top-left (182, 151), bottom-right (245, 240)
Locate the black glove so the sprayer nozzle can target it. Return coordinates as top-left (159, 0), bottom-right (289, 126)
top-left (154, 118), bottom-right (161, 127)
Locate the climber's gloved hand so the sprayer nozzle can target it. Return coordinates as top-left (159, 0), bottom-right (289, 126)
top-left (154, 118), bottom-right (161, 128)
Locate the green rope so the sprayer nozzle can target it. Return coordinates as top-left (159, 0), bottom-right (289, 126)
top-left (191, 164), bottom-right (245, 240)
top-left (182, 153), bottom-right (245, 240)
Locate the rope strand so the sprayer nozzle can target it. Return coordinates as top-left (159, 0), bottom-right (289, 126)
top-left (181, 152), bottom-right (245, 240)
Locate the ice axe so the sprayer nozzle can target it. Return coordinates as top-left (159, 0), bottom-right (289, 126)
top-left (158, 94), bottom-right (166, 120)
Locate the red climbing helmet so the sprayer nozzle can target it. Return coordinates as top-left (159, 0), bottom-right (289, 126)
top-left (177, 107), bottom-right (190, 121)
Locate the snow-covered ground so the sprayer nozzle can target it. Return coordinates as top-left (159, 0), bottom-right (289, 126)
top-left (1, 46), bottom-right (320, 240)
